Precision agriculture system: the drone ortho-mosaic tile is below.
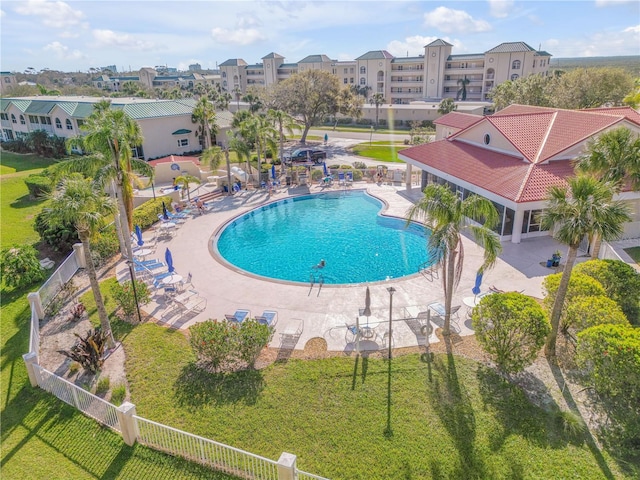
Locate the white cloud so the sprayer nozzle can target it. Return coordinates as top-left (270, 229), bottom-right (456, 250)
top-left (92, 29), bottom-right (157, 51)
top-left (423, 7), bottom-right (492, 34)
top-left (211, 27), bottom-right (266, 46)
top-left (43, 41), bottom-right (84, 60)
top-left (386, 35), bottom-right (465, 57)
top-left (488, 0), bottom-right (515, 18)
top-left (0, 9), bottom-right (5, 17)
top-left (545, 23), bottom-right (640, 56)
top-left (14, 0), bottom-right (84, 29)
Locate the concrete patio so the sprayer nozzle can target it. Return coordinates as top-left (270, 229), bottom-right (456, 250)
top-left (119, 181), bottom-right (574, 354)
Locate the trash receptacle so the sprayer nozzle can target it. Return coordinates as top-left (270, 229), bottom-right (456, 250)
top-left (286, 176), bottom-right (292, 186)
top-left (546, 259), bottom-right (553, 268)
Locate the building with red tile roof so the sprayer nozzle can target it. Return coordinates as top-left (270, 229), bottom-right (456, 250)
top-left (399, 105), bottom-right (640, 245)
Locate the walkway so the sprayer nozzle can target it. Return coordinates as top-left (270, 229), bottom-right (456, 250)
top-left (119, 181), bottom-right (569, 353)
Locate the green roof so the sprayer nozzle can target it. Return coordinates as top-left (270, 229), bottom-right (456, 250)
top-left (298, 54), bottom-right (332, 63)
top-left (24, 101), bottom-right (58, 115)
top-left (121, 101), bottom-right (195, 119)
top-left (172, 128), bottom-right (192, 135)
top-left (355, 50), bottom-right (394, 61)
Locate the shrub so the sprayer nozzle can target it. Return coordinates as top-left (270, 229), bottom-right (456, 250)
top-left (311, 169), bottom-right (323, 181)
top-left (562, 296), bottom-right (628, 334)
top-left (472, 292), bottom-right (550, 374)
top-left (68, 361), bottom-right (80, 375)
top-left (24, 174), bottom-right (53, 198)
top-left (34, 210), bottom-right (79, 253)
top-left (110, 279), bottom-right (151, 321)
top-left (542, 272), bottom-right (606, 318)
top-left (132, 195), bottom-right (174, 229)
top-left (111, 384), bottom-right (126, 406)
top-left (189, 319), bottom-right (274, 372)
top-left (352, 169), bottom-right (363, 181)
top-left (577, 324), bottom-right (640, 457)
top-left (91, 227), bottom-right (119, 264)
top-left (96, 376), bottom-right (111, 394)
top-left (57, 328), bottom-right (107, 374)
top-left (352, 161), bottom-right (366, 170)
top-left (2, 139), bottom-right (30, 153)
top-left (0, 245), bottom-right (46, 289)
top-left (574, 259), bottom-right (640, 326)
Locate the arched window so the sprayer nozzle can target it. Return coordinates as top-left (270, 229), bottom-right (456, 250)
top-left (222, 72), bottom-right (226, 78)
top-left (223, 80), bottom-right (227, 88)
top-left (66, 119), bottom-right (73, 130)
top-left (11, 114), bottom-right (16, 123)
top-left (511, 74), bottom-right (519, 81)
top-left (55, 118), bottom-right (62, 129)
top-left (377, 70), bottom-right (384, 82)
top-left (20, 115), bottom-right (25, 124)
top-left (360, 77), bottom-right (366, 85)
top-left (511, 60), bottom-right (521, 69)
top-left (360, 66), bottom-right (366, 74)
top-left (233, 75), bottom-right (238, 83)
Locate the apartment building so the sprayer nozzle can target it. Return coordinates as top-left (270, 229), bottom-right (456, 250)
top-left (219, 39), bottom-right (552, 104)
top-left (0, 96), bottom-right (233, 159)
top-left (92, 68), bottom-right (221, 92)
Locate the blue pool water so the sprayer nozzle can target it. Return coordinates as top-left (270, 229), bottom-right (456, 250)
top-left (215, 191), bottom-right (431, 284)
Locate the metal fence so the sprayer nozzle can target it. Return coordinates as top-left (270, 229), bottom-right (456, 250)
top-left (38, 251), bottom-right (80, 307)
top-left (33, 364), bottom-right (121, 432)
top-left (134, 416), bottom-right (280, 479)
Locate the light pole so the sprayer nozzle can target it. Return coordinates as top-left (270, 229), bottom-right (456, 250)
top-left (370, 125), bottom-right (373, 146)
top-left (387, 287), bottom-right (395, 359)
top-left (126, 260), bottom-right (143, 323)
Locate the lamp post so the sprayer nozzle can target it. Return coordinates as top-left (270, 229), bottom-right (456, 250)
top-left (387, 287), bottom-right (396, 360)
top-left (370, 125), bottom-right (373, 146)
top-left (151, 181), bottom-right (156, 200)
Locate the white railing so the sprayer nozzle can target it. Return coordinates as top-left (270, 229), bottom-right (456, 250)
top-left (33, 364), bottom-right (121, 432)
top-left (297, 471), bottom-right (329, 480)
top-left (29, 307), bottom-right (40, 358)
top-left (38, 251), bottom-right (80, 307)
top-left (134, 415), bottom-right (280, 479)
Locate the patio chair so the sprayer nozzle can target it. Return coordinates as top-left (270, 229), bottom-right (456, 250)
top-left (345, 171), bottom-right (353, 186)
top-left (345, 322), bottom-right (360, 343)
top-left (337, 171), bottom-right (346, 186)
top-left (225, 309), bottom-right (250, 323)
top-left (255, 310), bottom-right (278, 326)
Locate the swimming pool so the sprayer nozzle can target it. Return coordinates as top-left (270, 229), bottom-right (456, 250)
top-left (214, 190), bottom-right (431, 285)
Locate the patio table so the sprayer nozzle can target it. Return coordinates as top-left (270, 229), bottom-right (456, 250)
top-left (428, 302), bottom-right (446, 317)
top-left (162, 274), bottom-right (183, 285)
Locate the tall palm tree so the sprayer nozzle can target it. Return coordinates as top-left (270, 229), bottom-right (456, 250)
top-left (60, 102), bottom-right (151, 264)
top-left (407, 184), bottom-right (502, 335)
top-left (456, 76), bottom-right (470, 101)
top-left (242, 92), bottom-right (263, 113)
top-left (191, 97), bottom-right (218, 150)
top-left (575, 126), bottom-right (640, 192)
top-left (540, 175), bottom-right (630, 359)
top-left (200, 146), bottom-right (232, 196)
top-left (232, 86), bottom-right (242, 111)
top-left (267, 108), bottom-right (300, 165)
top-left (370, 93), bottom-right (385, 128)
top-left (45, 174), bottom-right (117, 348)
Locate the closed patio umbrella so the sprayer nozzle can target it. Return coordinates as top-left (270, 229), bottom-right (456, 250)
top-left (165, 248), bottom-right (174, 273)
top-left (323, 161), bottom-right (329, 177)
top-left (472, 271), bottom-right (483, 297)
top-left (362, 286), bottom-right (372, 326)
top-left (162, 201), bottom-right (169, 220)
top-left (134, 225), bottom-right (144, 247)
top-left (271, 164), bottom-right (276, 180)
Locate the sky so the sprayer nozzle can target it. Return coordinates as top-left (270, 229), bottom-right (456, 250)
top-left (1, 0), bottom-right (639, 73)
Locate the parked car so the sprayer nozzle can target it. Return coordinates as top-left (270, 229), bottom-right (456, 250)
top-left (284, 148), bottom-right (327, 165)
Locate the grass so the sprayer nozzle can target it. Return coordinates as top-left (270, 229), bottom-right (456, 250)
top-left (351, 142), bottom-right (409, 163)
top-left (623, 246), bottom-right (640, 264)
top-left (121, 323), bottom-right (631, 479)
top-left (0, 153), bottom-right (239, 479)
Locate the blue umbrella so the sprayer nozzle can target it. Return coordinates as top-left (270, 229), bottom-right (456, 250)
top-left (323, 161), bottom-right (329, 177)
top-left (271, 164), bottom-right (276, 180)
top-left (472, 271), bottom-right (483, 296)
top-left (165, 248), bottom-right (174, 273)
top-left (162, 201), bottom-right (169, 220)
top-left (134, 225), bottom-right (144, 247)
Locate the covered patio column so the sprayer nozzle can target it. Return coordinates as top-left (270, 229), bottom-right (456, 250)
top-left (405, 164), bottom-right (413, 191)
top-left (511, 209), bottom-right (525, 244)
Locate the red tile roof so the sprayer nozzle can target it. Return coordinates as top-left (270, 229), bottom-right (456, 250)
top-left (148, 155), bottom-right (201, 167)
top-left (434, 112), bottom-right (482, 130)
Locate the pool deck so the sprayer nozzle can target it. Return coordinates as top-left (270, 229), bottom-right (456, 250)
top-left (119, 181), bottom-right (574, 353)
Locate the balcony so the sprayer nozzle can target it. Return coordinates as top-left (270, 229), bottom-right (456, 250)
top-left (390, 77), bottom-right (423, 84)
top-left (391, 66), bottom-right (424, 72)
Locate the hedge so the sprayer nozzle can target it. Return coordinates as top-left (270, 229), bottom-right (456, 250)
top-left (25, 174), bottom-right (53, 198)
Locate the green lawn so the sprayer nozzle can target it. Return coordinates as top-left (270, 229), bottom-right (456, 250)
top-left (121, 323), bottom-right (631, 479)
top-left (0, 153), bottom-right (238, 479)
top-left (351, 142), bottom-right (408, 163)
top-left (624, 246), bottom-right (640, 264)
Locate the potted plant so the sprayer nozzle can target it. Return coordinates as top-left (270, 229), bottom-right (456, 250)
top-left (551, 250), bottom-right (562, 267)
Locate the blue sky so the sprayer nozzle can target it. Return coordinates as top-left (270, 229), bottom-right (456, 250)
top-left (1, 0), bottom-right (638, 73)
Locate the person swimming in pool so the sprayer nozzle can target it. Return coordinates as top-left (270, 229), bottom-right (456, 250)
top-left (313, 259), bottom-right (326, 269)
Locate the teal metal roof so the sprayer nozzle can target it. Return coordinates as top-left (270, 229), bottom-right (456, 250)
top-left (298, 54), bottom-right (332, 63)
top-left (486, 42), bottom-right (536, 54)
top-left (24, 101), bottom-right (58, 115)
top-left (7, 99), bottom-right (32, 112)
top-left (262, 52), bottom-right (284, 59)
top-left (355, 50), bottom-right (394, 61)
top-left (172, 128), bottom-right (192, 135)
top-left (425, 39), bottom-right (453, 48)
top-left (121, 101), bottom-right (195, 119)
top-left (1, 99), bottom-right (12, 111)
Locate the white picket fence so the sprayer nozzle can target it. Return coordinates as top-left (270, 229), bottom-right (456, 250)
top-left (33, 364), bottom-right (121, 432)
top-left (135, 416), bottom-right (280, 479)
top-left (24, 246), bottom-right (330, 480)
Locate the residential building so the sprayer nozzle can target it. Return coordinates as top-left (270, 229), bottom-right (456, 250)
top-left (218, 39), bottom-right (551, 104)
top-left (0, 96), bottom-right (233, 159)
top-left (399, 105), bottom-right (640, 247)
top-left (93, 68), bottom-right (221, 92)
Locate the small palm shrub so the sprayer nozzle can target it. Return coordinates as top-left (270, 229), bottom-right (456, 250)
top-left (57, 328), bottom-right (108, 374)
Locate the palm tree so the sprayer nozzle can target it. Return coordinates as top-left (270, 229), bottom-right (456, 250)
top-left (267, 108), bottom-right (300, 165)
top-left (456, 76), bottom-right (470, 101)
top-left (174, 174), bottom-right (201, 202)
top-left (370, 93), bottom-right (385, 128)
top-left (45, 174), bottom-right (117, 348)
top-left (540, 176), bottom-right (630, 359)
top-left (575, 126), bottom-right (640, 192)
top-left (232, 86), bottom-right (242, 111)
top-left (191, 97), bottom-right (218, 150)
top-left (200, 146), bottom-right (232, 197)
top-left (407, 184), bottom-right (502, 335)
top-left (60, 102), bottom-right (151, 264)
top-left (242, 92), bottom-right (263, 113)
